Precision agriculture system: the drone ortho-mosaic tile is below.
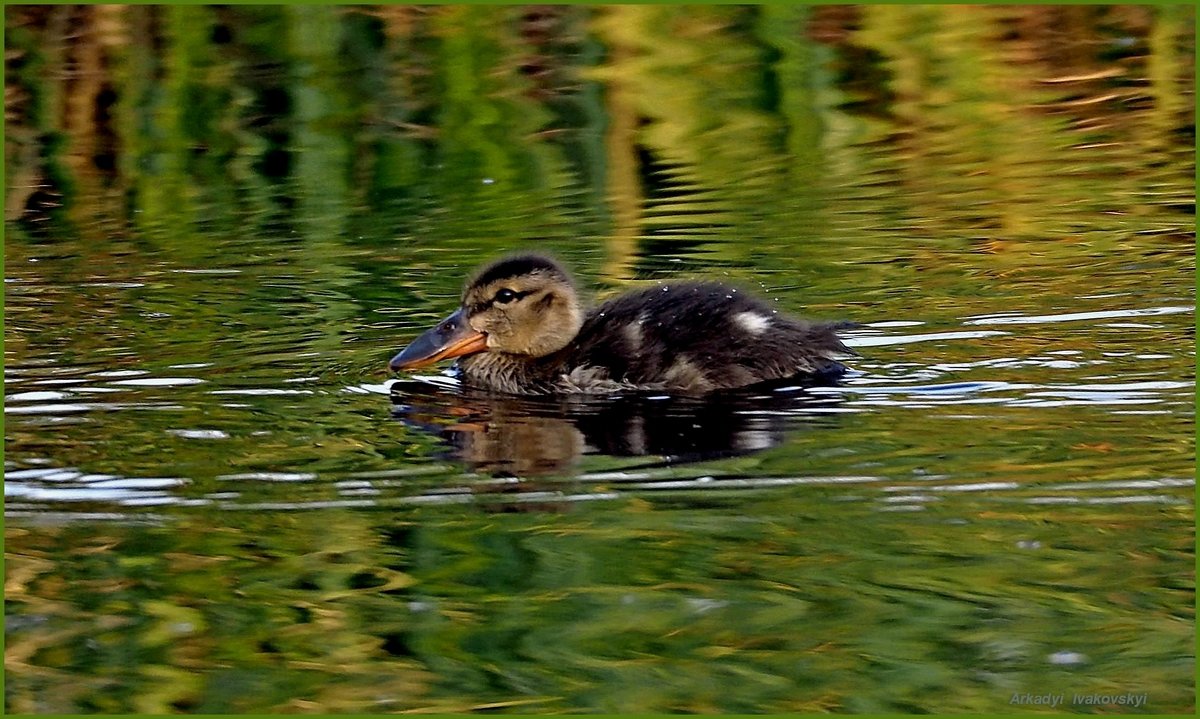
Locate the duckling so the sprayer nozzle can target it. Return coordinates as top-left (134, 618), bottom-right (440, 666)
top-left (389, 254), bottom-right (856, 395)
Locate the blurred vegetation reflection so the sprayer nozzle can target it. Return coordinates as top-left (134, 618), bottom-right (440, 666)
top-left (9, 5), bottom-right (1191, 266)
top-left (4, 4), bottom-right (1195, 714)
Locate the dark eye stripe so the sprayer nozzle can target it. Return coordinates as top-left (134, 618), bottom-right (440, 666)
top-left (490, 288), bottom-right (535, 306)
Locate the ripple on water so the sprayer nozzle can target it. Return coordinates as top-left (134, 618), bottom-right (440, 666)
top-left (963, 305), bottom-right (1194, 325)
top-left (4, 402), bottom-right (186, 415)
top-left (107, 377), bottom-right (205, 387)
top-left (166, 429), bottom-right (230, 439)
top-left (4, 466), bottom-right (189, 506)
top-left (844, 330), bottom-right (1008, 348)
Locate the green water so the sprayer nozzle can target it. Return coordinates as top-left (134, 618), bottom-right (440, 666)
top-left (4, 5), bottom-right (1194, 714)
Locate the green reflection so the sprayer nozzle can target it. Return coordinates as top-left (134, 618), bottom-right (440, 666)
top-left (6, 497), bottom-right (1193, 713)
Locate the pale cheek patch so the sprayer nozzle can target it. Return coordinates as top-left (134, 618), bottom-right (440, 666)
top-left (734, 311), bottom-right (772, 335)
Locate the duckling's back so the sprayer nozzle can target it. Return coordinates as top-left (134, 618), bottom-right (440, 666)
top-left (564, 282), bottom-right (855, 393)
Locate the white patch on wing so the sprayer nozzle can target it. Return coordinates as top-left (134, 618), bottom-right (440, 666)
top-left (734, 311), bottom-right (772, 335)
top-left (622, 320), bottom-right (643, 349)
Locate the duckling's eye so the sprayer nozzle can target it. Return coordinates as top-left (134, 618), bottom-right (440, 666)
top-left (493, 288), bottom-right (518, 304)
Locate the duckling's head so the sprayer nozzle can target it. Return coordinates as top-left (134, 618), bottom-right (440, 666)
top-left (389, 254), bottom-right (583, 371)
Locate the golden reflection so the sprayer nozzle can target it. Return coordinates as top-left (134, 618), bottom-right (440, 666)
top-left (596, 35), bottom-right (642, 284)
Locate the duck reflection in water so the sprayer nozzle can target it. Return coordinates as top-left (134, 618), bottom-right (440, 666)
top-left (390, 378), bottom-right (849, 477)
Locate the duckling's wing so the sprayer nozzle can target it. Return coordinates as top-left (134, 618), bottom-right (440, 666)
top-left (571, 283), bottom-right (855, 392)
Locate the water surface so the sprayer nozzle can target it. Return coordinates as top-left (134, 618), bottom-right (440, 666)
top-left (4, 5), bottom-right (1194, 714)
